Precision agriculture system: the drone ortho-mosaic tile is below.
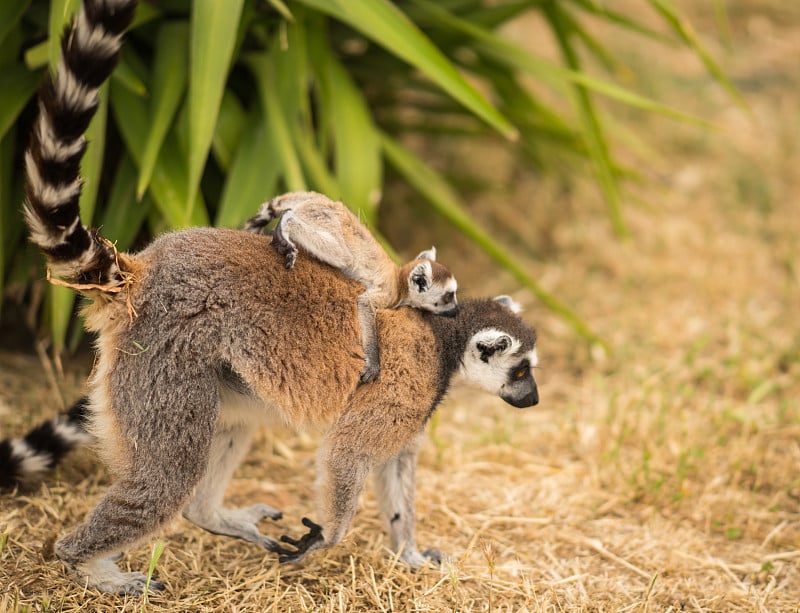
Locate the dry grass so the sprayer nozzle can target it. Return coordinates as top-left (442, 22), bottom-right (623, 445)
top-left (2, 1), bottom-right (799, 611)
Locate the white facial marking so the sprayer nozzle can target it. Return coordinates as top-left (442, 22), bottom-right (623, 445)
top-left (458, 328), bottom-right (523, 394)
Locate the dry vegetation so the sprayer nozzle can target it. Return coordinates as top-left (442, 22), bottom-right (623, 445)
top-left (2, 0), bottom-right (799, 611)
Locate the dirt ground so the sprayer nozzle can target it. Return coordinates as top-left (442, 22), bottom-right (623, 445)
top-left (1, 1), bottom-right (799, 611)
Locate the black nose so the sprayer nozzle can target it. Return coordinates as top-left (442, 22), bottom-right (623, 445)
top-left (501, 384), bottom-right (539, 408)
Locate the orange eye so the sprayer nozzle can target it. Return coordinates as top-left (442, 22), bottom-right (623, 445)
top-left (515, 368), bottom-right (527, 379)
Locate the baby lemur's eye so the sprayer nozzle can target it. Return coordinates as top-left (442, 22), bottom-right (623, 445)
top-left (442, 291), bottom-right (454, 304)
top-left (513, 364), bottom-right (529, 380)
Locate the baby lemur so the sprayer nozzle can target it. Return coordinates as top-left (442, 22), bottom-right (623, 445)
top-left (244, 191), bottom-right (458, 383)
top-left (20, 0), bottom-right (539, 596)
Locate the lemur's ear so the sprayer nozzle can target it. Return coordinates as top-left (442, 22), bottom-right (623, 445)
top-left (415, 246), bottom-right (437, 262)
top-left (409, 261), bottom-right (433, 293)
top-left (493, 295), bottom-right (522, 314)
top-left (476, 334), bottom-right (513, 363)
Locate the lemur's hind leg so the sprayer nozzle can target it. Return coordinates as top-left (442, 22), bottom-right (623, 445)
top-left (375, 435), bottom-right (443, 567)
top-left (356, 290), bottom-right (381, 384)
top-left (55, 372), bottom-right (219, 594)
top-left (183, 423), bottom-right (283, 551)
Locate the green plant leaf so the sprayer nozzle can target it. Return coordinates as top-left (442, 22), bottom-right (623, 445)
top-left (0, 127), bottom-right (19, 303)
top-left (247, 52), bottom-right (306, 192)
top-left (294, 0), bottom-right (518, 140)
top-left (187, 0), bottom-right (245, 217)
top-left (546, 3), bottom-right (627, 239)
top-left (0, 0), bottom-right (30, 49)
top-left (267, 0), bottom-right (294, 22)
top-left (137, 21), bottom-right (189, 200)
top-left (101, 154), bottom-right (153, 251)
top-left (0, 64), bottom-right (38, 141)
top-left (308, 23), bottom-right (382, 221)
top-left (648, 0), bottom-right (747, 110)
top-left (381, 131), bottom-right (604, 348)
top-left (212, 90), bottom-right (247, 172)
top-left (112, 53), bottom-right (148, 96)
top-left (215, 112), bottom-right (279, 228)
top-left (412, 0), bottom-right (711, 128)
top-left (111, 82), bottom-right (208, 229)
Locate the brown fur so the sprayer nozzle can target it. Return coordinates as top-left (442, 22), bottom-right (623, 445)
top-left (245, 192), bottom-right (458, 384)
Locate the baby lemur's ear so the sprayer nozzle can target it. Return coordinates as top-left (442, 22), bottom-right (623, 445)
top-left (493, 295), bottom-right (522, 314)
top-left (415, 246), bottom-right (437, 262)
top-left (409, 261), bottom-right (433, 293)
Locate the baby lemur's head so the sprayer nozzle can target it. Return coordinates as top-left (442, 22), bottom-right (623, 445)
top-left (399, 247), bottom-right (458, 315)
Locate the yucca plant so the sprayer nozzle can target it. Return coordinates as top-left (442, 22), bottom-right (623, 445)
top-left (0, 0), bottom-right (738, 351)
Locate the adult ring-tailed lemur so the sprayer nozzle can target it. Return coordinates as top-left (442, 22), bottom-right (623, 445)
top-left (13, 0), bottom-right (540, 595)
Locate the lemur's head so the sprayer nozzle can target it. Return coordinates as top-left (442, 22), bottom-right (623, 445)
top-left (459, 296), bottom-right (539, 408)
top-left (401, 247), bottom-right (458, 315)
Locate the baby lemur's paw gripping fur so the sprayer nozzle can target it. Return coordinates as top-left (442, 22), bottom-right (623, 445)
top-left (359, 359), bottom-right (380, 385)
top-left (274, 517), bottom-right (324, 563)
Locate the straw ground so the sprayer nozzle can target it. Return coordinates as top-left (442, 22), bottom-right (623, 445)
top-left (1, 0), bottom-right (799, 610)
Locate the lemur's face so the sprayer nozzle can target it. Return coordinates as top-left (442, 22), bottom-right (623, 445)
top-left (406, 260), bottom-right (458, 315)
top-left (459, 327), bottom-right (539, 408)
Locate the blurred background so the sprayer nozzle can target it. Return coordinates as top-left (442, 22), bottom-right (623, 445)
top-left (1, 0), bottom-right (798, 610)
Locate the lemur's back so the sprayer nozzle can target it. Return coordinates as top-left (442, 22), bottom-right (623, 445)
top-left (94, 228), bottom-right (439, 429)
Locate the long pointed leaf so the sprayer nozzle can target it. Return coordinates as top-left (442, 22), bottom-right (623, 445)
top-left (137, 22), bottom-right (189, 200)
top-left (308, 23), bottom-right (382, 221)
top-left (546, 3), bottom-right (627, 239)
top-left (212, 90), bottom-right (247, 172)
top-left (247, 52), bottom-right (305, 192)
top-left (187, 0), bottom-right (245, 217)
top-left (294, 0), bottom-right (517, 140)
top-left (411, 0), bottom-right (711, 128)
top-left (111, 82), bottom-right (208, 228)
top-left (649, 0), bottom-right (747, 110)
top-left (215, 112), bottom-right (279, 228)
top-left (0, 127), bottom-right (19, 303)
top-left (0, 64), bottom-right (38, 141)
top-left (0, 0), bottom-right (30, 49)
top-left (100, 154), bottom-right (153, 251)
top-left (381, 132), bottom-right (604, 347)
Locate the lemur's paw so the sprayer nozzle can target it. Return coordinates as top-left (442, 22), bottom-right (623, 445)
top-left (401, 547), bottom-right (447, 569)
top-left (70, 558), bottom-right (164, 596)
top-left (359, 361), bottom-right (380, 385)
top-left (274, 517), bottom-right (324, 564)
top-left (283, 251), bottom-right (297, 270)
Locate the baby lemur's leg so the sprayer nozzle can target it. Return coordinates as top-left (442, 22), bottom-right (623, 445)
top-left (271, 211), bottom-right (299, 270)
top-left (54, 373), bottom-right (219, 594)
top-left (182, 423), bottom-right (283, 551)
top-left (356, 289), bottom-right (381, 384)
top-left (374, 435), bottom-right (443, 567)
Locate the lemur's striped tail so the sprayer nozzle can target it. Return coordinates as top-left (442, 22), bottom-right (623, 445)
top-left (23, 0), bottom-right (137, 287)
top-left (0, 397), bottom-right (93, 489)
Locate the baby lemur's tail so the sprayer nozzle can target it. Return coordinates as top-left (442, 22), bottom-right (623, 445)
top-left (23, 0), bottom-right (137, 287)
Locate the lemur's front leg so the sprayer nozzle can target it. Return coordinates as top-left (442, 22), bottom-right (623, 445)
top-left (375, 435), bottom-right (443, 567)
top-left (275, 431), bottom-right (372, 563)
